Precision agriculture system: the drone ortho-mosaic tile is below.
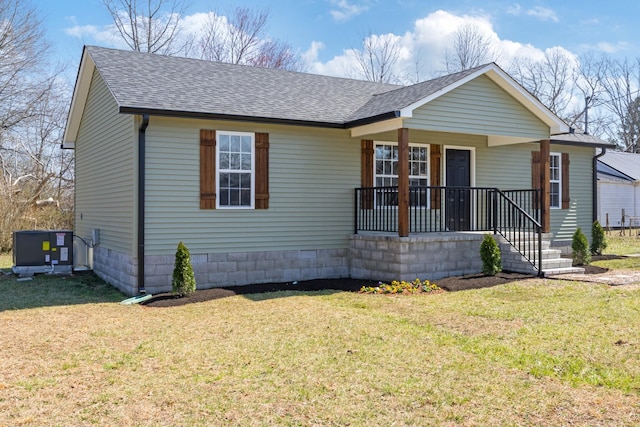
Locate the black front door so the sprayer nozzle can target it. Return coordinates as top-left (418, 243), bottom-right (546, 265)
top-left (445, 149), bottom-right (471, 231)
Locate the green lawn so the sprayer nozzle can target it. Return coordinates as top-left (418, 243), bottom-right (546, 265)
top-left (0, 234), bottom-right (638, 425)
top-left (1, 273), bottom-right (639, 425)
top-left (603, 234), bottom-right (640, 256)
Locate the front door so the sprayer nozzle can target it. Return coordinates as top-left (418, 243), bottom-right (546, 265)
top-left (445, 149), bottom-right (471, 231)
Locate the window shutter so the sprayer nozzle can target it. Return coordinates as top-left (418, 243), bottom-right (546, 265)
top-left (562, 153), bottom-right (570, 209)
top-left (361, 140), bottom-right (374, 209)
top-left (430, 144), bottom-right (441, 209)
top-left (531, 151), bottom-right (540, 209)
top-left (361, 140), bottom-right (374, 187)
top-left (255, 132), bottom-right (269, 209)
top-left (200, 129), bottom-right (216, 209)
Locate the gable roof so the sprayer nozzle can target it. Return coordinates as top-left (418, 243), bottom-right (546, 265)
top-left (63, 46), bottom-right (570, 147)
top-left (597, 151), bottom-right (640, 181)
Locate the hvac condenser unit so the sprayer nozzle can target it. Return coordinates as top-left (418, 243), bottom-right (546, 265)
top-left (12, 230), bottom-right (73, 276)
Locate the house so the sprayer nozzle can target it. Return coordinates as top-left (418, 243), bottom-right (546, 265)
top-left (597, 151), bottom-right (640, 229)
top-left (63, 46), bottom-right (614, 296)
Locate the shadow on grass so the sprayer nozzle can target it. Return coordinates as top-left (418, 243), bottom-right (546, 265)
top-left (0, 271), bottom-right (126, 311)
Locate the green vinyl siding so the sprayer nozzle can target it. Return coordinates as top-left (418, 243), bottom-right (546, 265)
top-left (405, 75), bottom-right (549, 139)
top-left (476, 142), bottom-right (538, 189)
top-left (74, 69), bottom-right (136, 255)
top-left (550, 145), bottom-right (594, 243)
top-left (144, 117), bottom-right (359, 255)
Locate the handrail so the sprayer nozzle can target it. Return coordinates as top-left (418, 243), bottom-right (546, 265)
top-left (354, 186), bottom-right (543, 276)
top-left (493, 189), bottom-right (543, 276)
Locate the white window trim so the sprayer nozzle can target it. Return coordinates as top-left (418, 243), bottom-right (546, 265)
top-left (216, 131), bottom-right (255, 209)
top-left (373, 141), bottom-right (430, 208)
top-left (549, 152), bottom-right (561, 209)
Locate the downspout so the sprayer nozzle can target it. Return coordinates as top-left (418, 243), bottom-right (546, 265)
top-left (593, 147), bottom-right (607, 224)
top-left (137, 114), bottom-right (149, 294)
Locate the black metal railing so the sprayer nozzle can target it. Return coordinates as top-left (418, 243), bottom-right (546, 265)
top-left (494, 189), bottom-right (543, 275)
top-left (354, 186), bottom-right (543, 275)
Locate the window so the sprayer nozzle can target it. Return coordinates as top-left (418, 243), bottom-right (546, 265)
top-left (374, 142), bottom-right (429, 206)
top-left (549, 152), bottom-right (561, 209)
top-left (217, 131), bottom-right (254, 208)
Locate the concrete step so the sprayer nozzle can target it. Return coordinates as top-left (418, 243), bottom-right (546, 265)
top-left (498, 240), bottom-right (551, 251)
top-left (501, 248), bottom-right (562, 261)
top-left (543, 267), bottom-right (585, 276)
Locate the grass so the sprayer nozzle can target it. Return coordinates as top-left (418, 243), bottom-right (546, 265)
top-left (0, 236), bottom-right (638, 425)
top-left (1, 275), bottom-right (639, 425)
top-left (603, 234), bottom-right (640, 256)
top-left (593, 234), bottom-right (640, 270)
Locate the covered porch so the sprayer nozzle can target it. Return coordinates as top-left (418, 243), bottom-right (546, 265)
top-left (349, 127), bottom-right (556, 279)
top-left (345, 64), bottom-right (570, 280)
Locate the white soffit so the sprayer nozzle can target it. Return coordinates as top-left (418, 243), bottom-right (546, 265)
top-left (350, 117), bottom-right (404, 138)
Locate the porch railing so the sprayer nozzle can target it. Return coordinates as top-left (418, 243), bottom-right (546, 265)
top-left (354, 186), bottom-right (543, 274)
top-left (494, 189), bottom-right (543, 275)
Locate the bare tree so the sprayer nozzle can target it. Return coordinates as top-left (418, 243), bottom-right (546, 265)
top-left (0, 0), bottom-right (51, 131)
top-left (353, 31), bottom-right (402, 83)
top-left (598, 57), bottom-right (640, 151)
top-left (621, 96), bottom-right (640, 153)
top-left (444, 23), bottom-right (497, 73)
top-left (570, 54), bottom-right (606, 132)
top-left (195, 7), bottom-right (301, 70)
top-left (102, 0), bottom-right (189, 55)
top-left (509, 48), bottom-right (578, 123)
top-left (0, 0), bottom-right (72, 249)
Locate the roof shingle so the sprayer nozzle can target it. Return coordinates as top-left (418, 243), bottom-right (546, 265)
top-left (86, 45), bottom-right (401, 126)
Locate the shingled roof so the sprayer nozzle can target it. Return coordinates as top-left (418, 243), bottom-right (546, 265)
top-left (64, 46), bottom-right (571, 147)
top-left (84, 45), bottom-right (401, 127)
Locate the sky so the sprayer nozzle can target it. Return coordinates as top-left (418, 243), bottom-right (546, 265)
top-left (35, 0), bottom-right (640, 84)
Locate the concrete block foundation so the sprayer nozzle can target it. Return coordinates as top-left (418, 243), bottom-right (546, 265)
top-left (349, 232), bottom-right (485, 283)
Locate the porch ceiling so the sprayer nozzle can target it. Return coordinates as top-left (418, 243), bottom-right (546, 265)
top-left (350, 119), bottom-right (540, 146)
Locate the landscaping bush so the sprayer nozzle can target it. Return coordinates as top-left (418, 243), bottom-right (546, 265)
top-left (590, 220), bottom-right (607, 256)
top-left (172, 242), bottom-right (196, 297)
top-left (572, 227), bottom-right (591, 266)
top-left (360, 278), bottom-right (441, 294)
top-left (480, 234), bottom-right (502, 275)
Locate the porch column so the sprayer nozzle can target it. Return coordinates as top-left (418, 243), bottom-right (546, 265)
top-left (540, 139), bottom-right (551, 233)
top-left (398, 128), bottom-right (409, 237)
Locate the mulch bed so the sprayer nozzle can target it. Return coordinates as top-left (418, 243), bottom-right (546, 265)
top-left (143, 255), bottom-right (621, 307)
top-left (142, 273), bottom-right (537, 307)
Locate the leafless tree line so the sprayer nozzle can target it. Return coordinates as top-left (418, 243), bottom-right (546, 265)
top-left (354, 23), bottom-right (640, 152)
top-left (3, 0), bottom-right (640, 251)
top-left (102, 0), bottom-right (301, 70)
top-left (0, 0), bottom-right (73, 251)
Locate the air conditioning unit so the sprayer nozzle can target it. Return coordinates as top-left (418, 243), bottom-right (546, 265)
top-left (12, 230), bottom-right (74, 276)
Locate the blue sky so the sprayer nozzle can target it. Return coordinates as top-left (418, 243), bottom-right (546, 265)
top-left (36, 0), bottom-right (640, 82)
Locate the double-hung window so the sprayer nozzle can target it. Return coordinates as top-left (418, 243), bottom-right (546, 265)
top-left (217, 131), bottom-right (255, 208)
top-left (549, 152), bottom-right (561, 209)
top-left (374, 142), bottom-right (429, 206)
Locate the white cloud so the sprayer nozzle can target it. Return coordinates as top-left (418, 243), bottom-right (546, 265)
top-left (301, 41), bottom-right (325, 64)
top-left (526, 6), bottom-right (559, 23)
top-left (64, 23), bottom-right (127, 48)
top-left (304, 9), bottom-right (558, 83)
top-left (588, 41), bottom-right (630, 54)
top-left (328, 0), bottom-right (368, 22)
top-left (506, 3), bottom-right (522, 16)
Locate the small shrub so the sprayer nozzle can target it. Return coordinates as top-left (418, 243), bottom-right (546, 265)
top-left (571, 228), bottom-right (591, 266)
top-left (480, 234), bottom-right (502, 275)
top-left (360, 278), bottom-right (442, 294)
top-left (172, 242), bottom-right (196, 297)
top-left (590, 220), bottom-right (607, 256)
